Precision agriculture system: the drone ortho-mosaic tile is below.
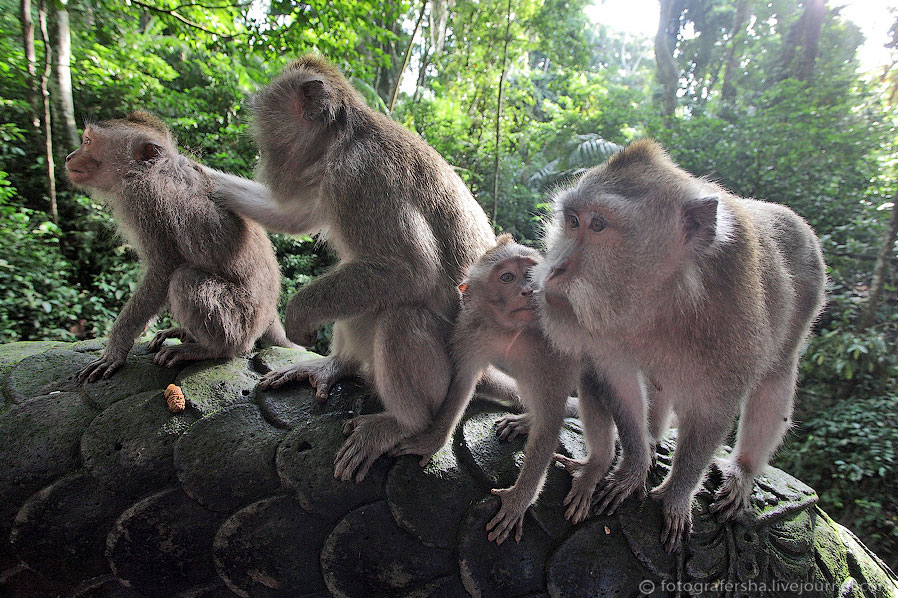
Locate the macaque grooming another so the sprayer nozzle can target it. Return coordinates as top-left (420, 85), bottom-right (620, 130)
top-left (68, 112), bottom-right (290, 383)
top-left (206, 55), bottom-right (496, 482)
top-left (535, 139), bottom-right (826, 551)
top-left (393, 235), bottom-right (588, 544)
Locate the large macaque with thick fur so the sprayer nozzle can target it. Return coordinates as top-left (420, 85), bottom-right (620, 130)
top-left (67, 112), bottom-right (291, 383)
top-left (394, 235), bottom-right (590, 543)
top-left (206, 55), bottom-right (496, 482)
top-left (535, 139), bottom-right (826, 551)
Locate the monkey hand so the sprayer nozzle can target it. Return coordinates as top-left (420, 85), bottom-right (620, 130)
top-left (486, 486), bottom-right (530, 545)
top-left (390, 430), bottom-right (448, 467)
top-left (495, 413), bottom-right (531, 441)
top-left (76, 350), bottom-right (127, 384)
top-left (555, 454), bottom-right (604, 523)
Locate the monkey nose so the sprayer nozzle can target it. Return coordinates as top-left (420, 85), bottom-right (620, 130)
top-left (521, 288), bottom-right (533, 297)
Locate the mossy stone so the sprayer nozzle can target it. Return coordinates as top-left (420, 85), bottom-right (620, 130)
top-left (175, 358), bottom-right (258, 417)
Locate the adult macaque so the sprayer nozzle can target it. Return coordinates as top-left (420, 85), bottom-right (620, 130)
top-left (205, 55), bottom-right (496, 482)
top-left (535, 139), bottom-right (826, 551)
top-left (67, 112), bottom-right (290, 383)
top-left (393, 235), bottom-right (584, 543)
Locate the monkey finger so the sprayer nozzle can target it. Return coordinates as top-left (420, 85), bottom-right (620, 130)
top-left (514, 518), bottom-right (524, 543)
top-left (353, 454), bottom-right (378, 483)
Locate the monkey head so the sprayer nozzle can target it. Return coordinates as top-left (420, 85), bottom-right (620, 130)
top-left (460, 234), bottom-right (542, 330)
top-left (535, 139), bottom-right (729, 345)
top-left (250, 55), bottom-right (358, 195)
top-left (65, 111), bottom-right (176, 194)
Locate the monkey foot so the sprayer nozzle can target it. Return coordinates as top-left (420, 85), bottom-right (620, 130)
top-left (153, 343), bottom-right (223, 368)
top-left (390, 430), bottom-right (447, 467)
top-left (593, 459), bottom-right (648, 516)
top-left (147, 327), bottom-right (195, 353)
top-left (333, 414), bottom-right (399, 483)
top-left (495, 413), bottom-right (531, 441)
top-left (259, 356), bottom-right (352, 401)
top-left (659, 501), bottom-right (692, 553)
top-left (709, 459), bottom-right (753, 522)
top-left (76, 352), bottom-right (127, 384)
top-left (554, 454), bottom-right (606, 523)
top-left (486, 486), bottom-right (530, 545)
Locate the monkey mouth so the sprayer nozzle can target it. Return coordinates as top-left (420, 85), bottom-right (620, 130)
top-left (511, 306), bottom-right (537, 321)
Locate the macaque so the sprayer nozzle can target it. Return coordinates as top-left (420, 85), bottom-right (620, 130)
top-left (205, 55), bottom-right (496, 482)
top-left (393, 235), bottom-right (585, 544)
top-left (535, 139), bottom-right (826, 552)
top-left (67, 111), bottom-right (290, 383)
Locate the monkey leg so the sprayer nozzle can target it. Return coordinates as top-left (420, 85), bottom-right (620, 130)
top-left (147, 327), bottom-right (196, 353)
top-left (334, 306), bottom-right (451, 483)
top-left (651, 407), bottom-right (732, 553)
top-left (593, 369), bottom-right (652, 516)
top-left (711, 369), bottom-right (796, 521)
top-left (167, 267), bottom-right (259, 358)
top-left (555, 368), bottom-right (617, 523)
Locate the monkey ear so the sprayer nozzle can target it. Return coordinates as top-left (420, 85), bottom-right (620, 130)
top-left (683, 196), bottom-right (718, 250)
top-left (135, 142), bottom-right (163, 162)
top-left (293, 79), bottom-right (330, 122)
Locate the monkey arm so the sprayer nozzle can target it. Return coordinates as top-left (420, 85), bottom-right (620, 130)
top-left (203, 167), bottom-right (319, 235)
top-left (284, 257), bottom-right (438, 336)
top-left (487, 389), bottom-right (568, 544)
top-left (78, 265), bottom-right (172, 383)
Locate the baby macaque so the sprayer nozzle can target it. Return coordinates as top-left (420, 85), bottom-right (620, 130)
top-left (68, 111), bottom-right (290, 382)
top-left (536, 139), bottom-right (826, 551)
top-left (394, 235), bottom-right (581, 544)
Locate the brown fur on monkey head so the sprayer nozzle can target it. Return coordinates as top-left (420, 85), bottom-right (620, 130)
top-left (66, 111), bottom-right (179, 194)
top-left (536, 139), bottom-right (729, 341)
top-left (460, 234), bottom-right (542, 330)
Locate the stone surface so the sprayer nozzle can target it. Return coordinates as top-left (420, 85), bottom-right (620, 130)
top-left (175, 357), bottom-right (258, 416)
top-left (213, 495), bottom-right (331, 597)
top-left (10, 472), bottom-right (132, 590)
top-left (0, 391), bottom-right (97, 528)
top-left (81, 390), bottom-right (197, 494)
top-left (321, 500), bottom-right (456, 597)
top-left (106, 487), bottom-right (227, 595)
top-left (175, 403), bottom-right (285, 512)
top-left (0, 340), bottom-right (896, 598)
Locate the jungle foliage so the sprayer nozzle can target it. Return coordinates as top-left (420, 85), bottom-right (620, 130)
top-left (1, 0), bottom-right (896, 566)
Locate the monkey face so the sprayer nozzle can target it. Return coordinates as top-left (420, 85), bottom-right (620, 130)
top-left (463, 240), bottom-right (542, 331)
top-left (66, 125), bottom-right (169, 194)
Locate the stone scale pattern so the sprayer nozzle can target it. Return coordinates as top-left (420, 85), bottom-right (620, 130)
top-left (0, 340), bottom-right (896, 597)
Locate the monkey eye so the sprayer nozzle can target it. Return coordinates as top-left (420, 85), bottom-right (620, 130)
top-left (566, 214), bottom-right (579, 229)
top-left (500, 272), bottom-right (515, 283)
top-left (589, 216), bottom-right (607, 233)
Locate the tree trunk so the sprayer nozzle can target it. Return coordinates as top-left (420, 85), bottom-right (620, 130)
top-left (389, 0), bottom-right (427, 114)
top-left (655, 0), bottom-right (680, 117)
top-left (491, 0), bottom-right (513, 223)
top-left (857, 196), bottom-right (898, 330)
top-left (52, 1), bottom-right (79, 149)
top-left (20, 0), bottom-right (41, 130)
top-left (721, 0), bottom-right (749, 101)
top-left (780, 0), bottom-right (826, 82)
top-left (38, 0), bottom-right (57, 224)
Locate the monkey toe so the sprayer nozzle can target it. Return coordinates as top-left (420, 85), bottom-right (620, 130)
top-left (660, 508), bottom-right (692, 553)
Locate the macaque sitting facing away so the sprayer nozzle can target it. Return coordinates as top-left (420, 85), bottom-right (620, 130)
top-left (393, 235), bottom-right (588, 544)
top-left (536, 139), bottom-right (826, 551)
top-left (68, 111), bottom-right (291, 383)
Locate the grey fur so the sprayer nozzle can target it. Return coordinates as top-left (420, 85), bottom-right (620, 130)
top-left (535, 139), bottom-right (826, 552)
top-left (205, 55), bottom-right (495, 482)
top-left (68, 112), bottom-right (288, 383)
top-left (394, 237), bottom-right (579, 544)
